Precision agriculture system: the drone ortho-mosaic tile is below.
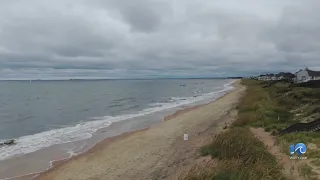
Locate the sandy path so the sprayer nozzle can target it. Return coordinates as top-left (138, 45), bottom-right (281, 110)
top-left (251, 128), bottom-right (305, 180)
top-left (38, 83), bottom-right (245, 180)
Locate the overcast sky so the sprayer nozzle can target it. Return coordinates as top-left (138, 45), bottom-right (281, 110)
top-left (1, 0), bottom-right (320, 79)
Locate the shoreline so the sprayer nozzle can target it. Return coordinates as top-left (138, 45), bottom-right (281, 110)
top-left (35, 80), bottom-right (244, 180)
top-left (36, 128), bottom-right (149, 180)
top-left (163, 80), bottom-right (238, 122)
top-left (30, 100), bottom-right (223, 180)
top-left (6, 128), bottom-right (150, 180)
top-left (3, 80), bottom-right (239, 180)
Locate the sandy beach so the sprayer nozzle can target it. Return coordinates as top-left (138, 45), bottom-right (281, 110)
top-left (34, 81), bottom-right (245, 180)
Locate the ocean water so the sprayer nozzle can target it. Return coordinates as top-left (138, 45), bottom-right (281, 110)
top-left (0, 79), bottom-right (234, 161)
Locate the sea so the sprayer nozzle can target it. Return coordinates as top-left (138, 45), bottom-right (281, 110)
top-left (0, 79), bottom-right (235, 179)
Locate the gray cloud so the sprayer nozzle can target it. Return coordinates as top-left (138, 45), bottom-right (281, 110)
top-left (121, 4), bottom-right (162, 33)
top-left (0, 0), bottom-right (319, 80)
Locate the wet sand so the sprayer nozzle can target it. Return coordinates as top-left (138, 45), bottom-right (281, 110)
top-left (0, 112), bottom-right (165, 180)
top-left (34, 80), bottom-right (245, 180)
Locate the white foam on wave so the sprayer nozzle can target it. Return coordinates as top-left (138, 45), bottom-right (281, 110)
top-left (149, 80), bottom-right (235, 109)
top-left (0, 80), bottom-right (236, 161)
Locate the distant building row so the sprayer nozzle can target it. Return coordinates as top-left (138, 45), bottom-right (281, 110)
top-left (252, 68), bottom-right (320, 83)
top-left (254, 72), bottom-right (295, 81)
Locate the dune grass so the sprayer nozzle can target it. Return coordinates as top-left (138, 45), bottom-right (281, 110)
top-left (180, 79), bottom-right (320, 180)
top-left (233, 79), bottom-right (299, 132)
top-left (182, 127), bottom-right (286, 180)
top-left (180, 79), bottom-right (288, 180)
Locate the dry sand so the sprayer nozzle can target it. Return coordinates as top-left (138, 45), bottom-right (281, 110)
top-left (36, 81), bottom-right (245, 180)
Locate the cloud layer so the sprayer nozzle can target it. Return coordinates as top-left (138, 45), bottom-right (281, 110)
top-left (0, 0), bottom-right (320, 79)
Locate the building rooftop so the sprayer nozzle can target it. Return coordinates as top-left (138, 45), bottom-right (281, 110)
top-left (307, 69), bottom-right (320, 77)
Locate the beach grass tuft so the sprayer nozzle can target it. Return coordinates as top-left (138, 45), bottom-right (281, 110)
top-left (195, 128), bottom-right (285, 180)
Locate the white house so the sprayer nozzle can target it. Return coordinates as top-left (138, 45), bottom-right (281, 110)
top-left (257, 74), bottom-right (278, 81)
top-left (295, 68), bottom-right (320, 83)
top-left (258, 75), bottom-right (267, 81)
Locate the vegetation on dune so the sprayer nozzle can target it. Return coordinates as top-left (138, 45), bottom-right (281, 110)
top-left (235, 79), bottom-right (320, 134)
top-left (181, 127), bottom-right (286, 180)
top-left (180, 79), bottom-right (320, 180)
top-left (199, 128), bottom-right (284, 179)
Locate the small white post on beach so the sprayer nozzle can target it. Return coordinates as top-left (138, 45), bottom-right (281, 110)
top-left (184, 134), bottom-right (188, 141)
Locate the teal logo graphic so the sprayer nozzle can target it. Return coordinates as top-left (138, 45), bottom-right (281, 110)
top-left (290, 143), bottom-right (307, 155)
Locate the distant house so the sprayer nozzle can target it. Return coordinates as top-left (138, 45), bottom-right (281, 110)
top-left (295, 68), bottom-right (320, 83)
top-left (276, 72), bottom-right (295, 81)
top-left (257, 75), bottom-right (267, 81)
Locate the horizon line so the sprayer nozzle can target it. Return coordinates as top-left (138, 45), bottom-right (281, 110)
top-left (0, 77), bottom-right (244, 81)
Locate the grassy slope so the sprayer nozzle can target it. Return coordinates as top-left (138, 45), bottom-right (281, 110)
top-left (181, 79), bottom-right (320, 180)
